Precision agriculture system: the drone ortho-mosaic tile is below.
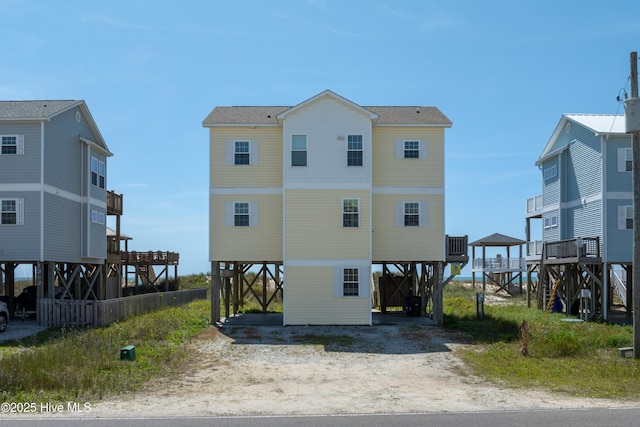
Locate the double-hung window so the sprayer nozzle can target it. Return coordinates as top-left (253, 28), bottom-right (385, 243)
top-left (543, 164), bottom-right (557, 180)
top-left (347, 135), bottom-right (363, 166)
top-left (404, 141), bottom-right (420, 159)
top-left (234, 202), bottom-right (250, 226)
top-left (404, 202), bottom-right (420, 226)
top-left (291, 135), bottom-right (307, 166)
top-left (343, 268), bottom-right (359, 296)
top-left (1, 135), bottom-right (17, 155)
top-left (91, 156), bottom-right (105, 189)
top-left (1, 135), bottom-right (24, 155)
top-left (343, 198), bottom-right (359, 228)
top-left (617, 147), bottom-right (633, 172)
top-left (234, 141), bottom-right (250, 165)
top-left (1, 199), bottom-right (23, 225)
top-left (619, 206), bottom-right (633, 230)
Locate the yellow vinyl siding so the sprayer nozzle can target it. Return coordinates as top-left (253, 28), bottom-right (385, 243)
top-left (284, 266), bottom-right (371, 325)
top-left (210, 194), bottom-right (282, 261)
top-left (372, 126), bottom-right (444, 188)
top-left (209, 127), bottom-right (282, 188)
top-left (284, 189), bottom-right (370, 260)
top-left (372, 194), bottom-right (444, 261)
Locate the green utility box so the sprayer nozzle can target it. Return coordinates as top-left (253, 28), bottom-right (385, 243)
top-left (120, 345), bottom-right (136, 361)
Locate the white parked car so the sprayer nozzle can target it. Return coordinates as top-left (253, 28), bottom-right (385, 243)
top-left (0, 301), bottom-right (8, 332)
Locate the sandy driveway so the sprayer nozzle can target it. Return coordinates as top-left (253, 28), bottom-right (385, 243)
top-left (88, 317), bottom-right (637, 418)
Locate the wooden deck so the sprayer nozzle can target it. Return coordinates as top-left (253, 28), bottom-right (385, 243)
top-left (542, 237), bottom-right (601, 264)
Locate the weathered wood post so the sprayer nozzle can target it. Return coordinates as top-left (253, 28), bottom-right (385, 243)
top-left (211, 261), bottom-right (221, 324)
top-left (628, 51), bottom-right (640, 358)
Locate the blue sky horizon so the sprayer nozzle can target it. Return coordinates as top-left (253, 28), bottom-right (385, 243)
top-left (2, 0), bottom-right (640, 277)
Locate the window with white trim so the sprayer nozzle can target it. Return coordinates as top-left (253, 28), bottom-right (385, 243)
top-left (347, 135), bottom-right (363, 166)
top-left (544, 215), bottom-right (558, 229)
top-left (618, 147), bottom-right (633, 172)
top-left (91, 156), bottom-right (105, 189)
top-left (619, 205), bottom-right (633, 230)
top-left (234, 141), bottom-right (250, 165)
top-left (91, 210), bottom-right (106, 225)
top-left (342, 198), bottom-right (359, 227)
top-left (291, 135), bottom-right (307, 166)
top-left (404, 202), bottom-right (420, 226)
top-left (543, 164), bottom-right (557, 180)
top-left (1, 198), bottom-right (24, 225)
top-left (404, 141), bottom-right (419, 158)
top-left (1, 135), bottom-right (24, 155)
top-left (234, 202), bottom-right (250, 226)
top-left (396, 201), bottom-right (427, 227)
top-left (343, 268), bottom-right (359, 296)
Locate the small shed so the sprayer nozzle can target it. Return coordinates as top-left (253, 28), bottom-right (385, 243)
top-left (470, 233), bottom-right (525, 294)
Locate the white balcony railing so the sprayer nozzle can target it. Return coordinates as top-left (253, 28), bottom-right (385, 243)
top-left (526, 195), bottom-right (543, 215)
top-left (472, 257), bottom-right (524, 271)
top-left (527, 240), bottom-right (543, 257)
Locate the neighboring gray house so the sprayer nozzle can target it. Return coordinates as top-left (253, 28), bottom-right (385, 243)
top-left (526, 113), bottom-right (631, 320)
top-left (0, 100), bottom-right (112, 315)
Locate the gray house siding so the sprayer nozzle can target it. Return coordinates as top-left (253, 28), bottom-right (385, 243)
top-left (42, 193), bottom-right (83, 263)
top-left (0, 191), bottom-right (40, 261)
top-left (541, 157), bottom-right (560, 206)
top-left (542, 208), bottom-right (561, 242)
top-left (604, 135), bottom-right (633, 193)
top-left (44, 107), bottom-right (88, 194)
top-left (564, 133), bottom-right (602, 202)
top-left (605, 199), bottom-right (632, 263)
top-left (87, 203), bottom-right (107, 260)
top-left (0, 122), bottom-right (42, 183)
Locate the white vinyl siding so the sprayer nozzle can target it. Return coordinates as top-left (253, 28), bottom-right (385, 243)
top-left (225, 201), bottom-right (258, 227)
top-left (0, 198), bottom-right (24, 225)
top-left (395, 201), bottom-right (428, 227)
top-left (0, 135), bottom-right (24, 155)
top-left (225, 140), bottom-right (259, 166)
top-left (618, 147), bottom-right (632, 172)
top-left (395, 140), bottom-right (428, 159)
top-left (619, 205), bottom-right (633, 230)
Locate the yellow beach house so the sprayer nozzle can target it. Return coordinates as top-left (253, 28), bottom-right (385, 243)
top-left (203, 90), bottom-right (465, 325)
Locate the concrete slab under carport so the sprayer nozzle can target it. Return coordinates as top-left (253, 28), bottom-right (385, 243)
top-left (219, 311), bottom-right (436, 327)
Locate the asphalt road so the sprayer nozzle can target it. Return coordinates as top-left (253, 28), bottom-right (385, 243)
top-left (2, 408), bottom-right (640, 427)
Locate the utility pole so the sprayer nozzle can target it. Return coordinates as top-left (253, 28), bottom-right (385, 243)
top-left (629, 51), bottom-right (640, 358)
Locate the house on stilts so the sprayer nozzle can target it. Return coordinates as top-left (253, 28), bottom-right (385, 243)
top-left (203, 90), bottom-right (468, 326)
top-left (526, 113), bottom-right (631, 321)
top-left (0, 100), bottom-right (201, 328)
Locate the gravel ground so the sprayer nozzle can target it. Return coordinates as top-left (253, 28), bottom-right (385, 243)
top-left (87, 321), bottom-right (638, 418)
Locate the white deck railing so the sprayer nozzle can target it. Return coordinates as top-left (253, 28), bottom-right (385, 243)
top-left (472, 257), bottom-right (524, 271)
top-left (527, 240), bottom-right (544, 257)
top-left (526, 195), bottom-right (543, 215)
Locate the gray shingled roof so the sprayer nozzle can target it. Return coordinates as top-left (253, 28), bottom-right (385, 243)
top-left (203, 106), bottom-right (289, 125)
top-left (469, 233), bottom-right (526, 247)
top-left (0, 100), bottom-right (81, 119)
top-left (203, 105), bottom-right (451, 126)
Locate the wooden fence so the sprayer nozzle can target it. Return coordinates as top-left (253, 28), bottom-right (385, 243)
top-left (38, 288), bottom-right (207, 328)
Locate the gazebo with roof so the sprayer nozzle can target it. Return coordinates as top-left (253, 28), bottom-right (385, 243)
top-left (470, 233), bottom-right (526, 294)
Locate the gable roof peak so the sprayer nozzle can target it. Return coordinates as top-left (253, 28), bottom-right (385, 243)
top-left (276, 89), bottom-right (378, 121)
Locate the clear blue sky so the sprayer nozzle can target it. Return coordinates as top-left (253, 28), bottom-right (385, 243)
top-left (2, 1), bottom-right (639, 276)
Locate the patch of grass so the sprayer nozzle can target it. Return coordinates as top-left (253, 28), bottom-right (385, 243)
top-left (0, 299), bottom-right (210, 403)
top-left (443, 291), bottom-right (640, 399)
